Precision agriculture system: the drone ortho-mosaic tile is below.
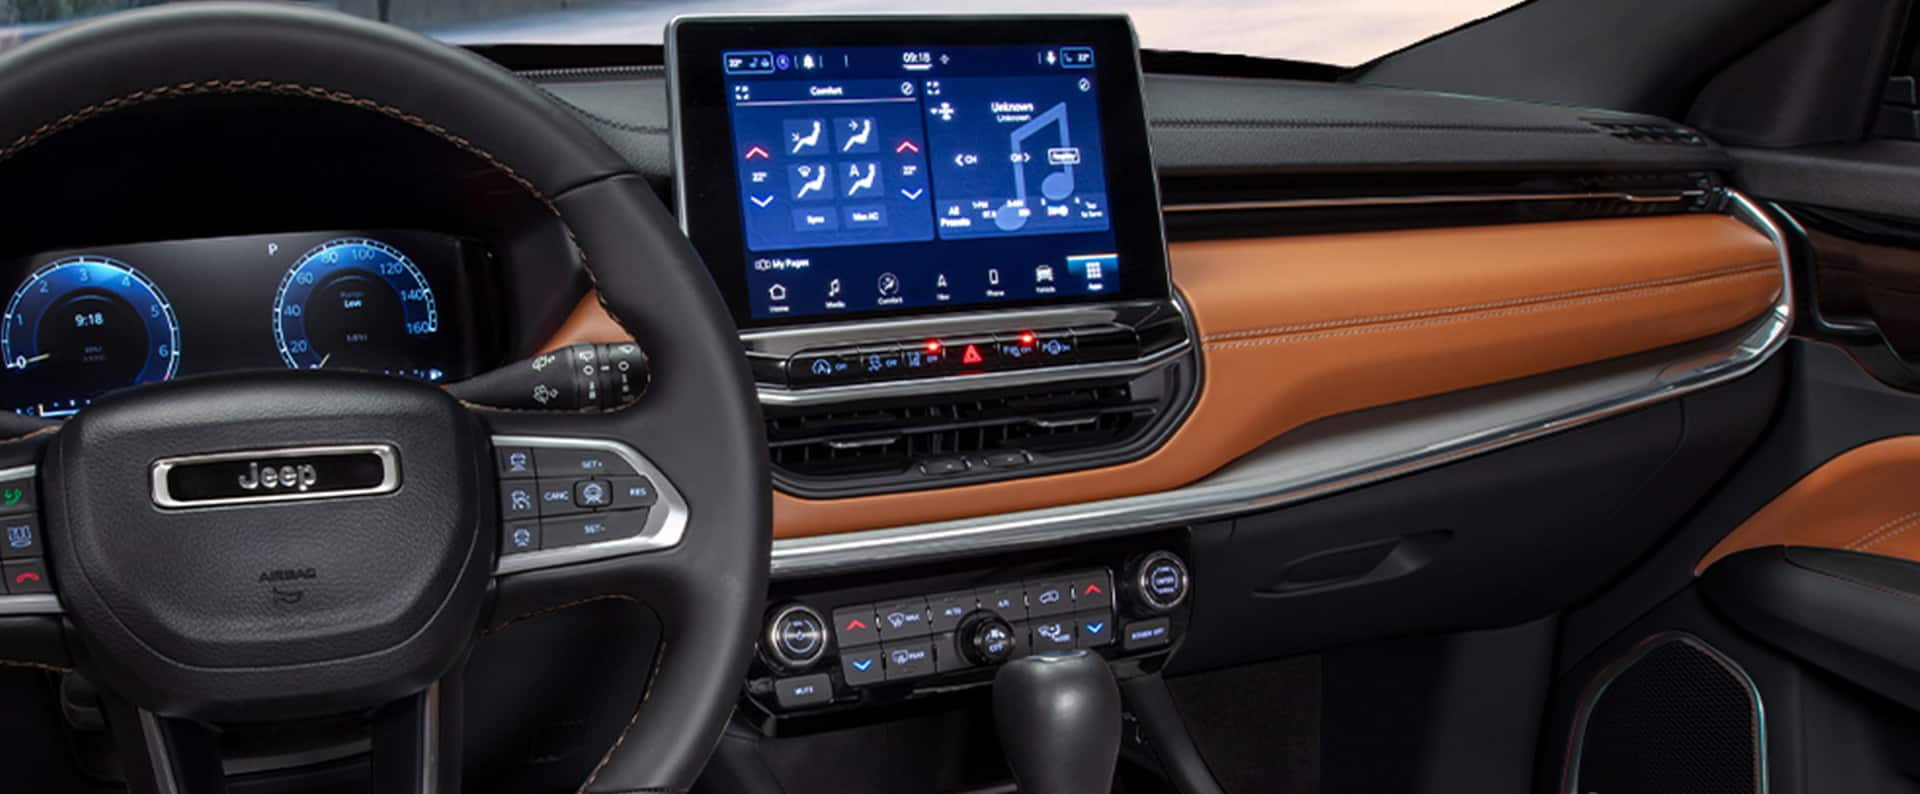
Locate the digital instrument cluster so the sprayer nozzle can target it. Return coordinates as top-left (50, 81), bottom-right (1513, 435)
top-left (0, 230), bottom-right (496, 417)
top-left (671, 17), bottom-right (1172, 328)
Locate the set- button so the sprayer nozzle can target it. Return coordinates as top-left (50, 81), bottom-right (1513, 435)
top-left (495, 443), bottom-right (658, 555)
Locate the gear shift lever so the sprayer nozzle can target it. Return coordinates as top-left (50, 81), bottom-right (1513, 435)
top-left (993, 650), bottom-right (1122, 794)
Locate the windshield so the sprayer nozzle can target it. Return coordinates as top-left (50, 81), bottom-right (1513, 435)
top-left (1, 1), bottom-right (1521, 66)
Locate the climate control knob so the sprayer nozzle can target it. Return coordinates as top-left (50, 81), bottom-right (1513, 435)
top-left (764, 604), bottom-right (829, 671)
top-left (1132, 551), bottom-right (1190, 612)
top-left (959, 611), bottom-right (1018, 666)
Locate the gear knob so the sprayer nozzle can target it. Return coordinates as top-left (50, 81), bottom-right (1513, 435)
top-left (992, 650), bottom-right (1122, 794)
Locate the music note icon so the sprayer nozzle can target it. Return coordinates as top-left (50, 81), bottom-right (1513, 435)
top-left (997, 102), bottom-right (1075, 232)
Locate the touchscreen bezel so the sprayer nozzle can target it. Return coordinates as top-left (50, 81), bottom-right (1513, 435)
top-left (667, 14), bottom-right (1172, 330)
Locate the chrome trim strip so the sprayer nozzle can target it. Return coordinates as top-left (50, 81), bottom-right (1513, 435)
top-left (0, 465), bottom-right (59, 615)
top-left (490, 435), bottom-right (691, 575)
top-left (1561, 632), bottom-right (1766, 794)
top-left (768, 190), bottom-right (1790, 577)
top-left (139, 710), bottom-right (185, 794)
top-left (150, 444), bottom-right (400, 510)
top-left (1164, 189), bottom-right (1707, 214)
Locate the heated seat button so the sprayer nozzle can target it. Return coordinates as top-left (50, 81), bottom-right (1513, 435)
top-left (607, 477), bottom-right (658, 509)
top-left (572, 479), bottom-right (613, 509)
top-left (540, 512), bottom-right (645, 548)
top-left (0, 514), bottom-right (40, 559)
top-left (533, 447), bottom-right (637, 478)
top-left (501, 521), bottom-right (540, 554)
top-left (4, 559), bottom-right (49, 594)
top-left (841, 646), bottom-right (885, 686)
top-left (773, 673), bottom-right (833, 710)
top-left (874, 598), bottom-right (931, 640)
top-left (882, 639), bottom-right (935, 681)
top-left (833, 604), bottom-right (880, 647)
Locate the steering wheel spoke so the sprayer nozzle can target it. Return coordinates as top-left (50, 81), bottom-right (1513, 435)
top-left (102, 696), bottom-right (227, 794)
top-left (369, 679), bottom-right (464, 794)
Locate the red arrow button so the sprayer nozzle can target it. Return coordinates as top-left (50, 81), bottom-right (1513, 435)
top-left (845, 618), bottom-right (869, 631)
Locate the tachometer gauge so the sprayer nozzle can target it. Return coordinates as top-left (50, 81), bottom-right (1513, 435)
top-left (273, 238), bottom-right (439, 374)
top-left (2, 256), bottom-right (181, 417)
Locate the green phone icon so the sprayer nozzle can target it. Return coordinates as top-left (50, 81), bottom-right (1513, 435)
top-left (2, 488), bottom-right (22, 507)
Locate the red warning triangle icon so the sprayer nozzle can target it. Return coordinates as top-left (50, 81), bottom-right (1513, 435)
top-left (962, 344), bottom-right (984, 365)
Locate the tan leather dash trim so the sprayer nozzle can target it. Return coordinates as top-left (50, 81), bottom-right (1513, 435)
top-left (768, 214), bottom-right (1781, 538)
top-left (1697, 437), bottom-right (1920, 573)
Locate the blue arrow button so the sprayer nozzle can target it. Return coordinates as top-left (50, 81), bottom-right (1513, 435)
top-left (851, 658), bottom-right (873, 672)
top-left (1086, 622), bottom-right (1106, 635)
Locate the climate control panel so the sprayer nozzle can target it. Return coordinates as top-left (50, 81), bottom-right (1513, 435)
top-left (745, 543), bottom-right (1193, 720)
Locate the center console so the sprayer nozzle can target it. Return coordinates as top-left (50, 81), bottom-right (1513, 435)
top-left (670, 14), bottom-right (1196, 498)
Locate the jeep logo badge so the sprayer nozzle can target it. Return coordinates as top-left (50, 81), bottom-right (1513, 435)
top-left (238, 462), bottom-right (320, 492)
top-left (151, 444), bottom-right (400, 509)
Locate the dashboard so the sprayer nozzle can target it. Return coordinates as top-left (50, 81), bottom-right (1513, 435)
top-left (0, 229), bottom-right (498, 417)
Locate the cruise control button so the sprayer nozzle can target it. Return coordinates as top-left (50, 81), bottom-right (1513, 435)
top-left (501, 521), bottom-right (540, 554)
top-left (883, 640), bottom-right (935, 681)
top-left (0, 514), bottom-right (40, 559)
top-left (573, 479), bottom-right (613, 509)
top-left (927, 592), bottom-right (976, 632)
top-left (1122, 618), bottom-right (1172, 652)
top-left (533, 447), bottom-right (637, 478)
top-left (1030, 618), bottom-right (1076, 653)
top-left (833, 605), bottom-right (880, 646)
top-left (540, 512), bottom-right (645, 548)
top-left (1025, 579), bottom-right (1074, 617)
top-left (1076, 612), bottom-right (1114, 648)
top-left (4, 559), bottom-right (49, 594)
top-left (874, 598), bottom-right (931, 640)
top-left (496, 447), bottom-right (536, 479)
top-left (607, 477), bottom-right (658, 509)
top-left (499, 482), bottom-right (539, 521)
top-left (0, 479), bottom-right (35, 516)
top-left (773, 673), bottom-right (833, 710)
top-left (535, 480), bottom-right (585, 516)
top-left (841, 646), bottom-right (885, 686)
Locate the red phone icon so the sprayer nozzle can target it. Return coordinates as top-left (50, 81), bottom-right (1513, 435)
top-left (13, 572), bottom-right (40, 585)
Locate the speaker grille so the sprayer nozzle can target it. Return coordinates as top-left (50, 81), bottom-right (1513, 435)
top-left (1567, 635), bottom-right (1762, 794)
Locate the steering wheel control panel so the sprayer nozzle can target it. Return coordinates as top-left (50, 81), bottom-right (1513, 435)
top-left (0, 467), bottom-right (53, 604)
top-left (489, 436), bottom-right (691, 575)
top-left (744, 538), bottom-right (1192, 723)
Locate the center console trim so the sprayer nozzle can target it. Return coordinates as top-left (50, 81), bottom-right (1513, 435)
top-left (766, 191), bottom-right (1792, 578)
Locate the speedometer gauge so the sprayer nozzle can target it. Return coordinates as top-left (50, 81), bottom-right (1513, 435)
top-left (2, 256), bottom-right (181, 417)
top-left (273, 237), bottom-right (439, 373)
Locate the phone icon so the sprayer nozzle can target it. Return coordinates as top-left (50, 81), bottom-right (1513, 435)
top-left (1, 488), bottom-right (21, 507)
top-left (13, 571), bottom-right (40, 585)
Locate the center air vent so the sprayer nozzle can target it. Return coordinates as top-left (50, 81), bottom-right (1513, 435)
top-left (765, 361), bottom-right (1196, 498)
top-left (1588, 120), bottom-right (1708, 146)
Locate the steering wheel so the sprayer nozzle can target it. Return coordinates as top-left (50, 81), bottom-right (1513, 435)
top-left (0, 4), bottom-right (768, 793)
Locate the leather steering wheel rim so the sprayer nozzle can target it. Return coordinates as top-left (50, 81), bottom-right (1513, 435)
top-left (0, 4), bottom-right (770, 792)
